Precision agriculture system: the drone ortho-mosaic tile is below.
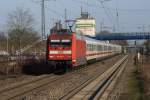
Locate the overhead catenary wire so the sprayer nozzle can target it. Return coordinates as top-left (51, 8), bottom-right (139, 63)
top-left (98, 0), bottom-right (113, 23)
top-left (73, 0), bottom-right (116, 25)
top-left (57, 0), bottom-right (80, 19)
top-left (32, 0), bottom-right (150, 14)
top-left (30, 0), bottom-right (150, 33)
top-left (72, 0), bottom-right (99, 8)
top-left (46, 7), bottom-right (65, 19)
top-left (31, 0), bottom-right (80, 23)
top-left (71, 0), bottom-right (150, 12)
top-left (99, 0), bottom-right (115, 19)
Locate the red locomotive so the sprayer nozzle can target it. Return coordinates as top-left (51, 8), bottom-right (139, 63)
top-left (46, 29), bottom-right (122, 72)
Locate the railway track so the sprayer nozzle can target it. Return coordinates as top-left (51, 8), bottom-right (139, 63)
top-left (61, 55), bottom-right (128, 100)
top-left (0, 55), bottom-right (125, 100)
top-left (0, 74), bottom-right (62, 100)
top-left (0, 70), bottom-right (85, 100)
top-left (24, 55), bottom-right (125, 100)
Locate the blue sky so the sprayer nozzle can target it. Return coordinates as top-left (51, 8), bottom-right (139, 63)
top-left (0, 0), bottom-right (150, 35)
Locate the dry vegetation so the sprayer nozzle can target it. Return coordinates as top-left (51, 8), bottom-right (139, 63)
top-left (141, 55), bottom-right (150, 100)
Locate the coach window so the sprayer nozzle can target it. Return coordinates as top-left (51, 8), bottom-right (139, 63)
top-left (87, 44), bottom-right (90, 50)
top-left (110, 46), bottom-right (112, 50)
top-left (95, 45), bottom-right (97, 51)
top-left (89, 44), bottom-right (91, 51)
top-left (103, 45), bottom-right (105, 51)
top-left (99, 45), bottom-right (101, 51)
top-left (113, 47), bottom-right (115, 51)
top-left (97, 45), bottom-right (99, 51)
top-left (99, 45), bottom-right (102, 51)
top-left (100, 45), bottom-right (102, 51)
top-left (90, 44), bottom-right (92, 51)
top-left (93, 45), bottom-right (95, 51)
top-left (104, 46), bottom-right (106, 51)
top-left (91, 44), bottom-right (93, 51)
top-left (93, 44), bottom-right (95, 51)
top-left (113, 47), bottom-right (115, 50)
top-left (86, 44), bottom-right (88, 50)
top-left (87, 44), bottom-right (91, 51)
top-left (90, 44), bottom-right (91, 51)
top-left (88, 44), bottom-right (90, 51)
top-left (98, 45), bottom-right (100, 51)
top-left (105, 46), bottom-right (107, 51)
top-left (115, 47), bottom-right (117, 51)
top-left (101, 45), bottom-right (104, 51)
top-left (108, 46), bottom-right (110, 50)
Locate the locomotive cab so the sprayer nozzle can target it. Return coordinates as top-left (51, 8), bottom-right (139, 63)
top-left (47, 33), bottom-right (73, 72)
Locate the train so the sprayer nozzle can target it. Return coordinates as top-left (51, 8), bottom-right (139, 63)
top-left (46, 29), bottom-right (122, 72)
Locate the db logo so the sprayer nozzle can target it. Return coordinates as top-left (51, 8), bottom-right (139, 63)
top-left (58, 51), bottom-right (63, 54)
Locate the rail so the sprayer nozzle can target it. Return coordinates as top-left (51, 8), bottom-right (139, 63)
top-left (0, 75), bottom-right (60, 100)
top-left (61, 55), bottom-right (128, 100)
top-left (0, 55), bottom-right (127, 99)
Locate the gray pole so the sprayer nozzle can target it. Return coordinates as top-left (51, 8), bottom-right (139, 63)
top-left (100, 22), bottom-right (103, 32)
top-left (65, 8), bottom-right (67, 29)
top-left (6, 33), bottom-right (9, 54)
top-left (41, 0), bottom-right (45, 39)
top-left (116, 8), bottom-right (119, 32)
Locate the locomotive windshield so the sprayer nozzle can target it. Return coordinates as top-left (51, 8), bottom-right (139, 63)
top-left (50, 39), bottom-right (71, 46)
top-left (61, 40), bottom-right (71, 45)
top-left (50, 40), bottom-right (60, 46)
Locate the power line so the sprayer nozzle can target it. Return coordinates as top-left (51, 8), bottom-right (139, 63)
top-left (104, 2), bottom-right (116, 22)
top-left (97, 1), bottom-right (114, 23)
top-left (71, 0), bottom-right (150, 12)
top-left (98, 0), bottom-right (121, 32)
top-left (31, 0), bottom-right (41, 4)
top-left (45, 7), bottom-right (65, 18)
top-left (72, 0), bottom-right (102, 9)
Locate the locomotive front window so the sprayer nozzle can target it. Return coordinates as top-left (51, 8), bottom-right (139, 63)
top-left (50, 39), bottom-right (71, 46)
top-left (50, 40), bottom-right (60, 46)
top-left (51, 40), bottom-right (60, 42)
top-left (61, 40), bottom-right (72, 46)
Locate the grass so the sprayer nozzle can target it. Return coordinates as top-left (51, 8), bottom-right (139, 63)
top-left (127, 64), bottom-right (143, 100)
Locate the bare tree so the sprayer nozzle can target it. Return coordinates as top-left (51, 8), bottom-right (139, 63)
top-left (0, 31), bottom-right (7, 50)
top-left (7, 8), bottom-right (40, 54)
top-left (7, 8), bottom-right (35, 32)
